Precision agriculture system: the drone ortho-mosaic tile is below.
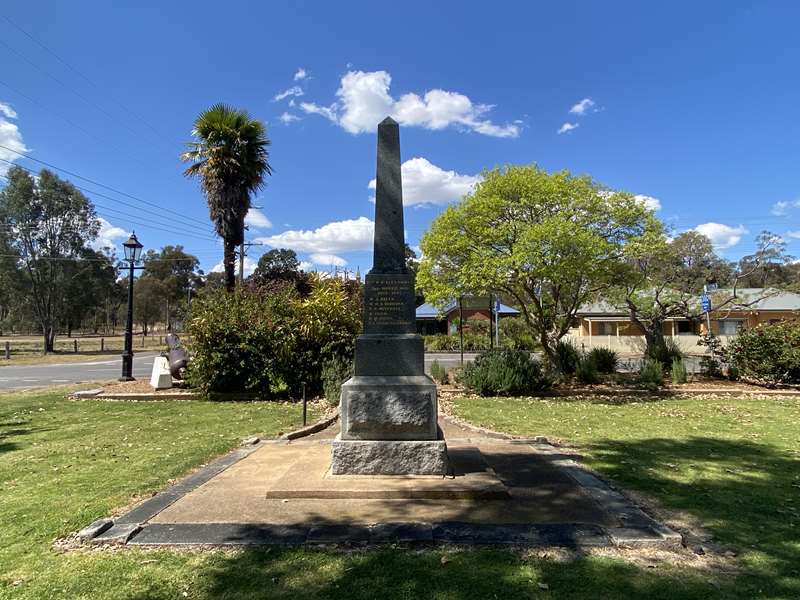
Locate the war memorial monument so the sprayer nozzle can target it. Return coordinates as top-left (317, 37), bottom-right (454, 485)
top-left (331, 117), bottom-right (449, 475)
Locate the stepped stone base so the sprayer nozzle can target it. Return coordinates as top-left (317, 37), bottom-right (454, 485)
top-left (331, 436), bottom-right (449, 475)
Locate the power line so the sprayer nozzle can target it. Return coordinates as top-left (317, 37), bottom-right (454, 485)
top-left (0, 77), bottom-right (155, 171)
top-left (2, 15), bottom-right (167, 142)
top-left (0, 146), bottom-right (212, 229)
top-left (0, 37), bottom-right (167, 149)
top-left (0, 166), bottom-right (215, 241)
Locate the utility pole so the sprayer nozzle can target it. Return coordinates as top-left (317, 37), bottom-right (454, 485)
top-left (239, 241), bottom-right (245, 285)
top-left (237, 240), bottom-right (266, 286)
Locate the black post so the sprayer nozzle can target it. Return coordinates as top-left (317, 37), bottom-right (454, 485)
top-left (489, 296), bottom-right (494, 350)
top-left (459, 296), bottom-right (464, 366)
top-left (4, 341), bottom-right (9, 360)
top-left (302, 382), bottom-right (307, 426)
top-left (120, 260), bottom-right (135, 381)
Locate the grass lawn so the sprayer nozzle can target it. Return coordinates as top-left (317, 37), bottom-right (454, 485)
top-left (452, 394), bottom-right (800, 599)
top-left (1, 388), bottom-right (797, 599)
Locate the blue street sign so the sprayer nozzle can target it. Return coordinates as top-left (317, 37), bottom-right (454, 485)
top-left (495, 299), bottom-right (501, 312)
top-left (701, 294), bottom-right (711, 312)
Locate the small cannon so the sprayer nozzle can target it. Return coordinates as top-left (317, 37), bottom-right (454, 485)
top-left (164, 333), bottom-right (189, 379)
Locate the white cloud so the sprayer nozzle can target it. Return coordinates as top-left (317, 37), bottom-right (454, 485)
top-left (634, 194), bottom-right (661, 211)
top-left (91, 217), bottom-right (128, 251)
top-left (299, 260), bottom-right (314, 271)
top-left (211, 256), bottom-right (257, 277)
top-left (294, 68), bottom-right (308, 81)
top-left (299, 101), bottom-right (338, 122)
top-left (694, 222), bottom-right (748, 249)
top-left (557, 122), bottom-right (579, 134)
top-left (279, 112), bottom-right (301, 125)
top-left (367, 157), bottom-right (480, 206)
top-left (0, 102), bottom-right (18, 119)
top-left (245, 208), bottom-right (272, 229)
top-left (771, 201), bottom-right (789, 216)
top-left (257, 216), bottom-right (374, 254)
top-left (785, 230), bottom-right (800, 239)
top-left (300, 70), bottom-right (519, 138)
top-left (274, 86), bottom-right (304, 102)
top-left (0, 101), bottom-right (28, 176)
top-left (771, 200), bottom-right (800, 216)
top-left (569, 98), bottom-right (595, 115)
top-left (310, 252), bottom-right (347, 267)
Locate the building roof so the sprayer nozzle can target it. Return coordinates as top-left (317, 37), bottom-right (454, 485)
top-left (576, 288), bottom-right (800, 316)
top-left (416, 301), bottom-right (520, 319)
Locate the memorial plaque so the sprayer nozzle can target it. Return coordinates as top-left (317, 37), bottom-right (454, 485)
top-left (363, 273), bottom-right (416, 334)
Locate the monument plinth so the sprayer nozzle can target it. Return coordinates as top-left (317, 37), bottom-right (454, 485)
top-left (331, 117), bottom-right (448, 475)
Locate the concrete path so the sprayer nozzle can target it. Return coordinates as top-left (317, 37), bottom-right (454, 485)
top-left (0, 352), bottom-right (158, 390)
top-left (89, 417), bottom-right (680, 548)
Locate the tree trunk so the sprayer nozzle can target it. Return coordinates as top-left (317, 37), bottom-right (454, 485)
top-left (642, 324), bottom-right (666, 357)
top-left (43, 325), bottom-right (55, 354)
top-left (223, 240), bottom-right (236, 292)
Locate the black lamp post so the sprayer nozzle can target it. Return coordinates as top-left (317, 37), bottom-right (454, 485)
top-left (120, 232), bottom-right (144, 381)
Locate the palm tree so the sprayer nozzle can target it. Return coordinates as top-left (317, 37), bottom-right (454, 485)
top-left (182, 104), bottom-right (271, 291)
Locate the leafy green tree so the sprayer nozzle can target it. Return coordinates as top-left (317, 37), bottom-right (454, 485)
top-left (736, 231), bottom-right (795, 288)
top-left (62, 247), bottom-right (117, 336)
top-left (0, 167), bottom-right (100, 351)
top-left (251, 248), bottom-right (300, 283)
top-left (131, 275), bottom-right (164, 336)
top-left (418, 164), bottom-right (657, 367)
top-left (142, 245), bottom-right (202, 328)
top-left (613, 230), bottom-right (768, 356)
top-left (182, 104), bottom-right (272, 292)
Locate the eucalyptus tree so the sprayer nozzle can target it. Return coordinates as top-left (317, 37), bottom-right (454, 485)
top-left (182, 104), bottom-right (272, 291)
top-left (0, 166), bottom-right (100, 351)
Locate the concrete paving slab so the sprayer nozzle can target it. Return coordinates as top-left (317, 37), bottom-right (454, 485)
top-left (91, 417), bottom-right (678, 548)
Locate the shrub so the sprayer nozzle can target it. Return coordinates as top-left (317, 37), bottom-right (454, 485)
top-left (429, 359), bottom-right (449, 385)
top-left (697, 333), bottom-right (725, 378)
top-left (671, 357), bottom-right (688, 384)
top-left (646, 336), bottom-right (683, 370)
top-left (187, 274), bottom-right (361, 399)
top-left (186, 288), bottom-right (290, 397)
top-left (727, 321), bottom-right (800, 384)
top-left (462, 349), bottom-right (551, 396)
top-left (587, 347), bottom-right (618, 373)
top-left (638, 358), bottom-right (664, 390)
top-left (555, 339), bottom-right (580, 374)
top-left (576, 356), bottom-right (601, 385)
top-left (321, 355), bottom-right (353, 407)
top-left (499, 317), bottom-right (538, 350)
top-left (281, 275), bottom-right (361, 397)
top-left (423, 332), bottom-right (490, 352)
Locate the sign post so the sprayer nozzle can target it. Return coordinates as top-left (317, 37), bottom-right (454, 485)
top-left (701, 287), bottom-right (712, 334)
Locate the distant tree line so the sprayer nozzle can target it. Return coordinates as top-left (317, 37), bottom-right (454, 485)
top-left (0, 166), bottom-right (206, 351)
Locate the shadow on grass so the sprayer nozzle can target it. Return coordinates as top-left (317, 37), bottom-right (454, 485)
top-left (583, 437), bottom-right (800, 585)
top-left (0, 419), bottom-right (54, 456)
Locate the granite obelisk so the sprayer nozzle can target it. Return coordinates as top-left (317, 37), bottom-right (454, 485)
top-left (331, 117), bottom-right (448, 475)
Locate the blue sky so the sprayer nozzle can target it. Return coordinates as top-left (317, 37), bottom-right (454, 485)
top-left (1, 1), bottom-right (798, 275)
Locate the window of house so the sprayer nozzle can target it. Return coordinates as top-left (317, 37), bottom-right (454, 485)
top-left (676, 320), bottom-right (695, 335)
top-left (718, 319), bottom-right (744, 335)
top-left (596, 321), bottom-right (616, 335)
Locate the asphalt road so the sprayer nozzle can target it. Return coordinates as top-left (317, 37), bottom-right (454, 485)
top-left (0, 352), bottom-right (158, 391)
top-left (0, 351), bottom-right (702, 391)
top-left (0, 352), bottom-right (476, 391)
